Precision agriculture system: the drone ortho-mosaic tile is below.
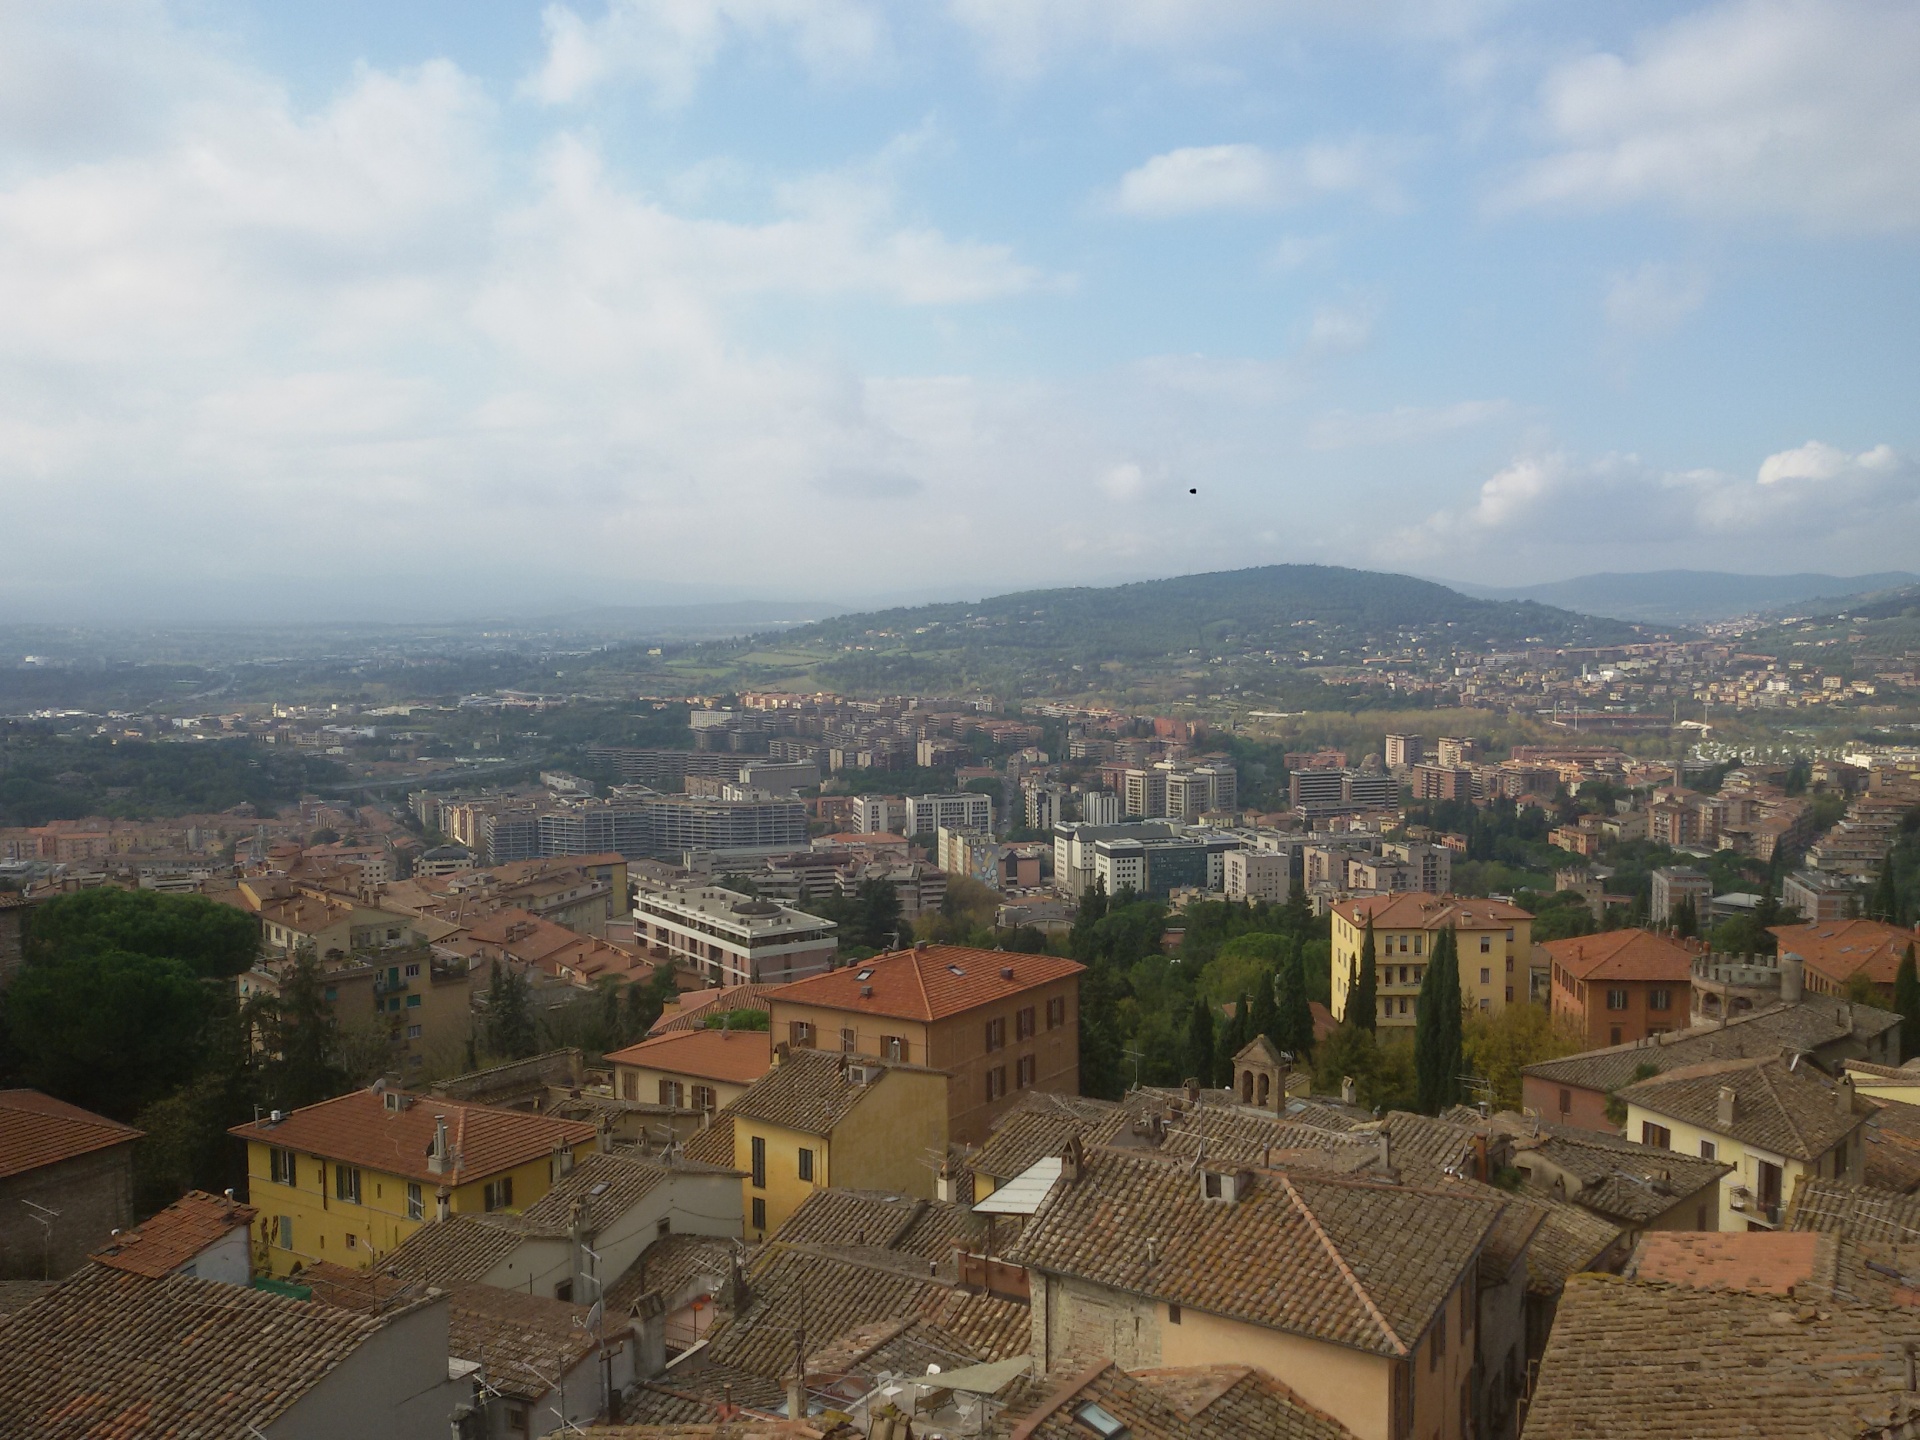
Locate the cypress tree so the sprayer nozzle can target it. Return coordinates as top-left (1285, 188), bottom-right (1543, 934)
top-left (1250, 965), bottom-right (1280, 1052)
top-left (1279, 945), bottom-right (1315, 1060)
top-left (1184, 996), bottom-right (1215, 1088)
top-left (1225, 988), bottom-right (1252, 1062)
top-left (1897, 943), bottom-right (1920, 1064)
top-left (1415, 927), bottom-right (1464, 1115)
top-left (1874, 858), bottom-right (1900, 926)
top-left (1672, 895), bottom-right (1698, 939)
top-left (1349, 916), bottom-right (1379, 1033)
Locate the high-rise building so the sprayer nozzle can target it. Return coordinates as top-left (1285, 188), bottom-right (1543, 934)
top-left (906, 792), bottom-right (994, 838)
top-left (1123, 768), bottom-right (1168, 819)
top-left (1223, 849), bottom-right (1290, 903)
top-left (1080, 790), bottom-right (1123, 826)
top-left (1435, 736), bottom-right (1477, 767)
top-left (1023, 784), bottom-right (1065, 832)
top-left (852, 795), bottom-right (908, 835)
top-left (1384, 734), bottom-right (1424, 769)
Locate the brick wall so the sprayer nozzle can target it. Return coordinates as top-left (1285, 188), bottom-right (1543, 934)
top-left (0, 1143), bottom-right (138, 1279)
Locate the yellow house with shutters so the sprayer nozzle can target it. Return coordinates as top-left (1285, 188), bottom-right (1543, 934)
top-left (727, 1045), bottom-right (948, 1241)
top-left (1331, 893), bottom-right (1534, 1031)
top-left (231, 1087), bottom-right (598, 1276)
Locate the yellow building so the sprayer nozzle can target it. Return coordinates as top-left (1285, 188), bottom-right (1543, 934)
top-left (231, 1087), bottom-right (598, 1276)
top-left (1618, 1056), bottom-right (1866, 1231)
top-left (1330, 893), bottom-right (1534, 1031)
top-left (726, 1046), bottom-right (948, 1241)
top-left (605, 1026), bottom-right (772, 1112)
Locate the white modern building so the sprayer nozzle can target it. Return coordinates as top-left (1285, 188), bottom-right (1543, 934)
top-left (1223, 849), bottom-right (1291, 904)
top-left (906, 792), bottom-right (994, 838)
top-left (632, 880), bottom-right (838, 987)
top-left (853, 795), bottom-right (909, 835)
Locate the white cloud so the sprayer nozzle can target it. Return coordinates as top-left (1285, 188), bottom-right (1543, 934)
top-left (1307, 400), bottom-right (1509, 450)
top-left (525, 0), bottom-right (883, 107)
top-left (1114, 138), bottom-right (1408, 217)
top-left (1302, 301), bottom-right (1377, 355)
top-left (1604, 262), bottom-right (1709, 335)
top-left (1506, 0), bottom-right (1920, 232)
top-left (1392, 440), bottom-right (1920, 572)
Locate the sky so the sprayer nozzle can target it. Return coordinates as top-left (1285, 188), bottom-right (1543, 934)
top-left (2, 0), bottom-right (1918, 622)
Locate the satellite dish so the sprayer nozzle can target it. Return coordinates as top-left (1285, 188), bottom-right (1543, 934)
top-left (586, 1300), bottom-right (604, 1331)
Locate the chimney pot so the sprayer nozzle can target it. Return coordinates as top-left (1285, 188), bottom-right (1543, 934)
top-left (1717, 1085), bottom-right (1737, 1129)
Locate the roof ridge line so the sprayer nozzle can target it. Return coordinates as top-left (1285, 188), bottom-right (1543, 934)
top-left (1275, 1172), bottom-right (1407, 1357)
top-left (1756, 1060), bottom-right (1815, 1158)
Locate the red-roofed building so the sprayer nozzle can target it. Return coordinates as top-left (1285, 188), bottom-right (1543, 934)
top-left (1769, 918), bottom-right (1919, 1003)
top-left (91, 1190), bottom-right (256, 1284)
top-left (766, 944), bottom-right (1085, 1144)
top-left (0, 1091), bottom-right (142, 1280)
top-left (1546, 929), bottom-right (1698, 1047)
top-left (605, 1026), bottom-right (774, 1112)
top-left (230, 1088), bottom-right (597, 1277)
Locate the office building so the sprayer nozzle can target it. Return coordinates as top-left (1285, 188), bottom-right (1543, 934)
top-left (1079, 790), bottom-right (1123, 826)
top-left (1384, 734), bottom-right (1424, 769)
top-left (1222, 848), bottom-right (1290, 903)
top-left (852, 795), bottom-right (908, 835)
top-left (906, 792), bottom-right (993, 838)
top-left (632, 880), bottom-right (838, 987)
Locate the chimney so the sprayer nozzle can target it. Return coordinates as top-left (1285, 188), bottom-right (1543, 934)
top-left (1341, 1075), bottom-right (1357, 1107)
top-left (435, 1184), bottom-right (451, 1223)
top-left (1780, 952), bottom-right (1804, 1005)
top-left (787, 1374), bottom-right (807, 1426)
top-left (1717, 1086), bottom-right (1736, 1129)
top-left (1001, 966), bottom-right (1015, 981)
top-left (775, 1040), bottom-right (791, 1064)
top-left (1060, 1135), bottom-right (1084, 1183)
top-left (427, 1115), bottom-right (450, 1176)
top-left (1376, 1130), bottom-right (1393, 1172)
top-left (1837, 1072), bottom-right (1856, 1118)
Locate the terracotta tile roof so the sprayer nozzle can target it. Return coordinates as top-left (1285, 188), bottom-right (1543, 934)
top-left (1864, 1101), bottom-right (1920, 1194)
top-left (1521, 995), bottom-right (1900, 1095)
top-left (1625, 1230), bottom-right (1824, 1294)
top-left (771, 1188), bottom-right (985, 1262)
top-left (1330, 892), bottom-right (1532, 931)
top-left (0, 1264), bottom-right (405, 1437)
top-left (91, 1189), bottom-right (256, 1278)
top-left (0, 1281), bottom-right (51, 1317)
top-left (1512, 1125), bottom-right (1731, 1224)
top-left (764, 945), bottom-right (1084, 1023)
top-left (450, 1281), bottom-right (599, 1402)
top-left (973, 1093), bottom-right (1123, 1184)
top-left (1006, 1148), bottom-right (1501, 1358)
top-left (651, 985), bottom-right (785, 1035)
top-left (607, 1029), bottom-right (775, 1087)
top-left (299, 1258), bottom-right (420, 1314)
top-left (1543, 927), bottom-right (1698, 983)
top-left (1005, 1361), bottom-right (1359, 1440)
top-left (382, 1214), bottom-right (546, 1287)
top-left (610, 1362), bottom-right (789, 1427)
top-left (229, 1087), bottom-right (596, 1186)
top-left (728, 1048), bottom-right (935, 1139)
top-left (683, 1111), bottom-right (737, 1167)
top-left (0, 1089), bottom-right (142, 1180)
top-left (1619, 1056), bottom-right (1866, 1161)
top-left (703, 1244), bottom-right (1029, 1379)
top-left (604, 1233), bottom-right (745, 1315)
top-left (1524, 1272), bottom-right (1920, 1439)
top-left (1772, 919), bottom-right (1918, 989)
top-left (1789, 1178), bottom-right (1920, 1242)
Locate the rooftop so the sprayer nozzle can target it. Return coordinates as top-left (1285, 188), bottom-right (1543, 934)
top-left (1625, 1230), bottom-right (1824, 1295)
top-left (606, 1027), bottom-right (775, 1087)
top-left (634, 882), bottom-right (835, 939)
top-left (0, 1089), bottom-right (142, 1180)
top-left (1003, 1361), bottom-right (1358, 1440)
top-left (0, 1264), bottom-right (407, 1438)
top-left (1542, 927), bottom-right (1698, 983)
top-left (1512, 1124), bottom-right (1732, 1224)
top-left (728, 1048), bottom-right (935, 1139)
top-left (1770, 919), bottom-right (1918, 988)
top-left (229, 1087), bottom-right (596, 1187)
top-left (1790, 1178), bottom-right (1920, 1242)
top-left (90, 1189), bottom-right (256, 1278)
top-left (449, 1281), bottom-right (597, 1402)
top-left (1330, 892), bottom-right (1533, 931)
top-left (1618, 1056), bottom-right (1865, 1162)
top-left (764, 944), bottom-right (1084, 1023)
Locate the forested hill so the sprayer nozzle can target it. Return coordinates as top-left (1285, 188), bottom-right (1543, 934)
top-left (703, 564), bottom-right (1649, 697)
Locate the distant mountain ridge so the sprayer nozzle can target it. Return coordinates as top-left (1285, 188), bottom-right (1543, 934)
top-left (1449, 570), bottom-right (1920, 627)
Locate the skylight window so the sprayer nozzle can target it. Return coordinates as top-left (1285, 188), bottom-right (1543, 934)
top-left (948, 964), bottom-right (966, 975)
top-left (1075, 1401), bottom-right (1128, 1437)
top-left (588, 1182), bottom-right (610, 1196)
top-left (856, 969), bottom-right (873, 980)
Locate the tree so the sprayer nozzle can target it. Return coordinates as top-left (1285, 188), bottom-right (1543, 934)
top-left (257, 948), bottom-right (346, 1112)
top-left (1896, 944), bottom-right (1920, 1064)
top-left (1223, 989), bottom-right (1251, 1062)
top-left (6, 947), bottom-right (211, 1121)
top-left (1277, 945), bottom-right (1315, 1060)
top-left (26, 886), bottom-right (260, 980)
top-left (1249, 965), bottom-right (1279, 1054)
top-left (1348, 916), bottom-right (1379, 1033)
top-left (1462, 1005), bottom-right (1584, 1109)
top-left (1184, 996), bottom-right (1215, 1087)
top-left (1414, 927), bottom-right (1463, 1115)
top-left (1672, 895), bottom-right (1698, 940)
top-left (1874, 857), bottom-right (1901, 925)
top-left (483, 963), bottom-right (538, 1060)
top-left (626, 965), bottom-right (681, 1042)
top-left (1079, 967), bottom-right (1126, 1099)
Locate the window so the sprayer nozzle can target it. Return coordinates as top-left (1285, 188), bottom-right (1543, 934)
top-left (1413, 935), bottom-right (1423, 956)
top-left (324, 986), bottom-right (337, 1002)
top-left (507, 1403), bottom-right (530, 1435)
top-left (1648, 989), bottom-right (1672, 1011)
top-left (388, 997), bottom-right (401, 1013)
top-left (1016, 1006), bottom-right (1036, 1041)
top-left (985, 1017), bottom-right (1006, 1052)
top-left (345, 1232), bottom-right (357, 1250)
top-left (621, 1071), bottom-right (638, 1101)
top-left (1047, 995), bottom-right (1066, 1029)
top-left (1609, 1026), bottom-right (1623, 1045)
top-left (269, 1147), bottom-right (297, 1187)
top-left (840, 1027), bottom-right (857, 1052)
top-left (1480, 935), bottom-right (1492, 953)
top-left (1167, 1303), bottom-right (1182, 1324)
top-left (1832, 1137), bottom-right (1849, 1177)
top-left (1757, 1160), bottom-right (1784, 1216)
top-left (334, 1165), bottom-right (362, 1204)
top-left (405, 994), bottom-right (421, 1008)
top-left (788, 1020), bottom-right (815, 1048)
top-left (405, 962), bottom-right (421, 978)
top-left (1074, 1402), bottom-right (1127, 1438)
top-left (1017, 1055), bottom-right (1036, 1089)
top-left (484, 1177), bottom-right (514, 1212)
top-left (406, 1024), bottom-right (423, 1040)
top-left (882, 1035), bottom-right (908, 1062)
top-left (407, 1183), bottom-right (423, 1221)
top-left (1480, 968), bottom-right (1491, 985)
top-left (798, 1147), bottom-right (815, 1182)
top-left (692, 1085), bottom-right (716, 1111)
top-left (1699, 1140), bottom-right (1717, 1162)
top-left (1558, 1088), bottom-right (1572, 1116)
top-left (275, 1216), bottom-right (293, 1249)
top-left (1505, 986), bottom-right (1515, 1003)
top-left (1606, 988), bottom-right (1630, 1011)
top-left (1506, 956), bottom-right (1515, 973)
top-left (554, 1279), bottom-right (572, 1303)
top-left (751, 1197), bottom-right (766, 1231)
top-left (1641, 1121), bottom-right (1671, 1149)
top-left (1431, 1309), bottom-right (1447, 1370)
top-left (751, 1135), bottom-right (767, 1189)
top-left (659, 1079), bottom-right (684, 1107)
top-left (985, 1066), bottom-right (1007, 1101)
